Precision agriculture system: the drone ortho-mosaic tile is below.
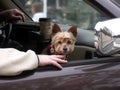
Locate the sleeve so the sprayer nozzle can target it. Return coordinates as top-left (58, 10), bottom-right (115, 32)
top-left (0, 48), bottom-right (38, 76)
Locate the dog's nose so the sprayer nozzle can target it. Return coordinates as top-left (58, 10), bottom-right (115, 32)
top-left (63, 47), bottom-right (67, 52)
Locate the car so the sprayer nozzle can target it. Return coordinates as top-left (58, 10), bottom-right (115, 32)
top-left (0, 0), bottom-right (120, 90)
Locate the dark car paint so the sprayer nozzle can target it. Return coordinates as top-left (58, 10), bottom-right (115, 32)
top-left (0, 57), bottom-right (120, 90)
top-left (0, 63), bottom-right (120, 90)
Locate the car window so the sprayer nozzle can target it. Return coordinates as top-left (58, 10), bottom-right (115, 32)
top-left (112, 0), bottom-right (120, 7)
top-left (13, 0), bottom-right (107, 30)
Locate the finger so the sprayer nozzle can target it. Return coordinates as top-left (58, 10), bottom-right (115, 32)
top-left (19, 13), bottom-right (25, 22)
top-left (17, 13), bottom-right (25, 22)
top-left (51, 61), bottom-right (63, 69)
top-left (15, 9), bottom-right (25, 22)
top-left (54, 58), bottom-right (67, 63)
top-left (12, 15), bottom-right (23, 21)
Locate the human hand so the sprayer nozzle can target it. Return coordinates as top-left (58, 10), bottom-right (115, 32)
top-left (0, 9), bottom-right (25, 22)
top-left (38, 55), bottom-right (67, 69)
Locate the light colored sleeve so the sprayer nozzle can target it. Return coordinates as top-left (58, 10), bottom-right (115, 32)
top-left (0, 48), bottom-right (38, 76)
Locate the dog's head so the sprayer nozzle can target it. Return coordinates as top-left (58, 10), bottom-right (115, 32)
top-left (51, 24), bottom-right (77, 55)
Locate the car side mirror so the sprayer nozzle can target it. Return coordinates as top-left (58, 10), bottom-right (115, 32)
top-left (94, 18), bottom-right (120, 56)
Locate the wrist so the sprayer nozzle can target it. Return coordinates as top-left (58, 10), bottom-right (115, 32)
top-left (36, 55), bottom-right (40, 66)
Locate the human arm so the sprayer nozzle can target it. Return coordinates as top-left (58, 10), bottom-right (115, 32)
top-left (0, 48), bottom-right (38, 76)
top-left (0, 48), bottom-right (67, 76)
top-left (0, 9), bottom-right (25, 22)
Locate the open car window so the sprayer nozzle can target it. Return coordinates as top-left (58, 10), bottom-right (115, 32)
top-left (12, 0), bottom-right (108, 30)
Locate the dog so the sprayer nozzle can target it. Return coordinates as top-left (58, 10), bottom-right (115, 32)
top-left (46, 23), bottom-right (77, 59)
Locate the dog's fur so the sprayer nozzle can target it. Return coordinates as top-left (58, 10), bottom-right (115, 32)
top-left (50, 24), bottom-right (77, 56)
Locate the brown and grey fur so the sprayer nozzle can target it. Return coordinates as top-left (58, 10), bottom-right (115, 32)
top-left (50, 24), bottom-right (77, 56)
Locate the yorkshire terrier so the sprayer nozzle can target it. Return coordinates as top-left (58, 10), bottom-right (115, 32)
top-left (47, 24), bottom-right (77, 59)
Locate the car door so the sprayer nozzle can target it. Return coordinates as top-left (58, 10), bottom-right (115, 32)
top-left (0, 0), bottom-right (120, 90)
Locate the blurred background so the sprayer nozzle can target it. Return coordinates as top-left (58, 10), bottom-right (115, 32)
top-left (18, 0), bottom-right (105, 30)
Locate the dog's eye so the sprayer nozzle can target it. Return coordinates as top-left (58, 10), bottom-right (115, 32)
top-left (58, 41), bottom-right (62, 44)
top-left (67, 40), bottom-right (72, 44)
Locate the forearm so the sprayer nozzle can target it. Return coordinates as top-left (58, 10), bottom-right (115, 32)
top-left (0, 48), bottom-right (38, 76)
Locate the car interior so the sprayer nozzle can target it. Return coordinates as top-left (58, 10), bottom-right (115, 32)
top-left (0, 0), bottom-right (98, 61)
top-left (0, 1), bottom-right (120, 90)
top-left (0, 0), bottom-right (119, 70)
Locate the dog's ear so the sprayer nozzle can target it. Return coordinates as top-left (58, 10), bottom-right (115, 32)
top-left (68, 26), bottom-right (77, 38)
top-left (52, 24), bottom-right (61, 36)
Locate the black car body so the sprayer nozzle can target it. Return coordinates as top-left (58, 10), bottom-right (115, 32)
top-left (0, 0), bottom-right (120, 90)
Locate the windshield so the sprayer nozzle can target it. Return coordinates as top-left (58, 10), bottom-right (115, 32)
top-left (13, 0), bottom-right (106, 30)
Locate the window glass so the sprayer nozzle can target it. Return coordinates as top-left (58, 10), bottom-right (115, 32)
top-left (111, 0), bottom-right (120, 7)
top-left (15, 0), bottom-right (107, 30)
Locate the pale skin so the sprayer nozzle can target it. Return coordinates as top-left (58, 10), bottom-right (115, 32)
top-left (38, 55), bottom-right (67, 69)
top-left (0, 9), bottom-right (67, 69)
